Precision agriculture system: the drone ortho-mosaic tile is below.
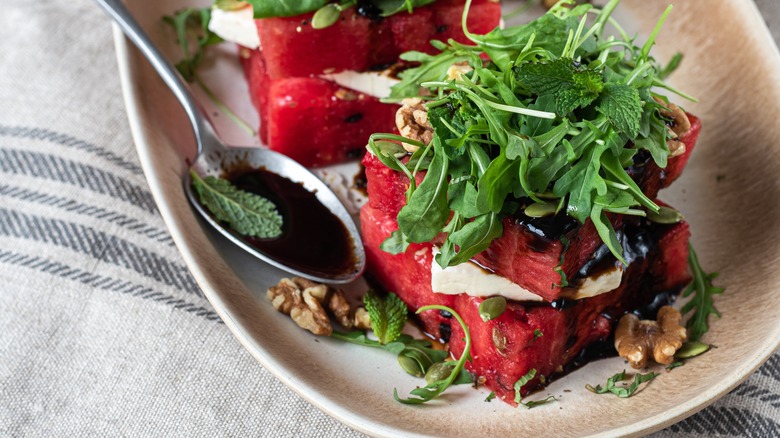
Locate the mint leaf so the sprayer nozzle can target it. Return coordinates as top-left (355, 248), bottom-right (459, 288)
top-left (363, 290), bottom-right (407, 344)
top-left (597, 84), bottom-right (642, 137)
top-left (516, 58), bottom-right (603, 115)
top-left (190, 170), bottom-right (282, 238)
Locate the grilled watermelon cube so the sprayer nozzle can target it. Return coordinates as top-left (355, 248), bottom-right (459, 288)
top-left (255, 0), bottom-right (502, 79)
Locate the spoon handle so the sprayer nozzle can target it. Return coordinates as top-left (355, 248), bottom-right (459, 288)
top-left (95, 0), bottom-right (211, 155)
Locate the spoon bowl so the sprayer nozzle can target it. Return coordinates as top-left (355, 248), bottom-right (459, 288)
top-left (97, 0), bottom-right (365, 284)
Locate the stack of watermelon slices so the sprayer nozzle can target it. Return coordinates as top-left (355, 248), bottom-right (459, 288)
top-left (239, 0), bottom-right (501, 167)
top-left (360, 115), bottom-right (702, 405)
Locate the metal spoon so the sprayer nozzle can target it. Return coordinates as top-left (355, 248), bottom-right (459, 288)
top-left (96, 0), bottom-right (365, 284)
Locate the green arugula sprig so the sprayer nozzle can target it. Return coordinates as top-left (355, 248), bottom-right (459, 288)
top-left (586, 370), bottom-right (658, 398)
top-left (394, 305), bottom-right (473, 404)
top-left (682, 244), bottom-right (724, 342)
top-left (373, 0), bottom-right (695, 269)
top-left (190, 170), bottom-right (283, 238)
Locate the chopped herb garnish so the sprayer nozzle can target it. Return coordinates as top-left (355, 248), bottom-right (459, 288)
top-left (665, 361), bottom-right (684, 371)
top-left (586, 370), bottom-right (658, 398)
top-left (513, 369), bottom-right (557, 409)
top-left (372, 0), bottom-right (694, 268)
top-left (484, 391), bottom-right (496, 402)
top-left (533, 329), bottom-right (543, 340)
top-left (682, 244), bottom-right (723, 342)
top-left (190, 170), bottom-right (282, 238)
top-left (394, 305), bottom-right (472, 404)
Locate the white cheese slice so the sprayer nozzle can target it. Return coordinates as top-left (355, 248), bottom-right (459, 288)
top-left (430, 247), bottom-right (623, 302)
top-left (320, 70), bottom-right (400, 99)
top-left (208, 6), bottom-right (260, 50)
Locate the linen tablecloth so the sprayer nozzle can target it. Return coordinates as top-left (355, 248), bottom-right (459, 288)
top-left (1, 0), bottom-right (778, 436)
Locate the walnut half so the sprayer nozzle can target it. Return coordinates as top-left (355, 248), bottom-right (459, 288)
top-left (267, 277), bottom-right (371, 336)
top-left (614, 306), bottom-right (687, 369)
top-left (395, 98), bottom-right (433, 151)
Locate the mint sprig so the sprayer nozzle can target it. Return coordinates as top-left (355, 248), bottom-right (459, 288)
top-left (363, 290), bottom-right (407, 344)
top-left (376, 0), bottom-right (694, 268)
top-left (190, 170), bottom-right (283, 238)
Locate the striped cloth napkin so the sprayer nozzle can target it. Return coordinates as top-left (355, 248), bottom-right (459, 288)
top-left (1, 0), bottom-right (777, 436)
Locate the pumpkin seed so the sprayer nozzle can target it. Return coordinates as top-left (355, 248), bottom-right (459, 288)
top-left (675, 341), bottom-right (711, 359)
top-left (479, 296), bottom-right (507, 322)
top-left (524, 202), bottom-right (557, 218)
top-left (375, 140), bottom-right (407, 158)
top-left (425, 362), bottom-right (454, 384)
top-left (647, 206), bottom-right (684, 224)
top-left (214, 0), bottom-right (249, 11)
top-left (312, 4), bottom-right (342, 29)
top-left (397, 353), bottom-right (425, 377)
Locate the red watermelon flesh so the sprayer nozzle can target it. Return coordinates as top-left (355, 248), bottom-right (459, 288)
top-left (256, 0), bottom-right (502, 79)
top-left (361, 199), bottom-right (692, 405)
top-left (361, 113), bottom-right (701, 298)
top-left (361, 205), bottom-right (455, 338)
top-left (241, 49), bottom-right (399, 167)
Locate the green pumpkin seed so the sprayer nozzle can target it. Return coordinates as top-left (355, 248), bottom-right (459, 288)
top-left (312, 4), bottom-right (342, 29)
top-left (479, 296), bottom-right (507, 322)
top-left (675, 341), bottom-right (711, 359)
top-left (425, 362), bottom-right (455, 384)
top-left (524, 202), bottom-right (557, 218)
top-left (375, 140), bottom-right (407, 158)
top-left (214, 0), bottom-right (249, 11)
top-left (397, 353), bottom-right (425, 377)
top-left (647, 206), bottom-right (684, 224)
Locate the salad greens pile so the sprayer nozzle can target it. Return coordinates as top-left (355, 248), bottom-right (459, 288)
top-left (369, 0), bottom-right (695, 269)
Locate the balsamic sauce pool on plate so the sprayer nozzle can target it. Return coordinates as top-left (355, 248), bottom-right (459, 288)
top-left (224, 167), bottom-right (358, 278)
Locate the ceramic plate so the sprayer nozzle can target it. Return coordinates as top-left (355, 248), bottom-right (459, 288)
top-left (113, 1), bottom-right (780, 435)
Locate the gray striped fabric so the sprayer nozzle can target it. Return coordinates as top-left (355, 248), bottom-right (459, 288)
top-left (0, 0), bottom-right (777, 436)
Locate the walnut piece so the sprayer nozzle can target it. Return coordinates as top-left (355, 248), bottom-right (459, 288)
top-left (614, 306), bottom-right (687, 369)
top-left (395, 98), bottom-right (433, 151)
top-left (267, 277), bottom-right (370, 335)
top-left (653, 97), bottom-right (692, 157)
top-left (447, 62), bottom-right (473, 81)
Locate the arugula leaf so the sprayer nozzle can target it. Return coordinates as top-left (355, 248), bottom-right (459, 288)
top-left (163, 8), bottom-right (222, 81)
top-left (397, 142), bottom-right (450, 242)
top-left (364, 290), bottom-right (407, 344)
top-left (375, 0), bottom-right (437, 16)
top-left (380, 229), bottom-right (411, 255)
top-left (190, 170), bottom-right (282, 238)
top-left (681, 244), bottom-right (724, 342)
top-left (586, 370), bottom-right (659, 398)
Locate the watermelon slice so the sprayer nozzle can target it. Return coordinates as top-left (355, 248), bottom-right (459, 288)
top-left (361, 201), bottom-right (692, 405)
top-left (255, 0), bottom-right (502, 79)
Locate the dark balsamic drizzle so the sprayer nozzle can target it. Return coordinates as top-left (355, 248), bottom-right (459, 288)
top-left (356, 0), bottom-right (383, 21)
top-left (224, 168), bottom-right (358, 278)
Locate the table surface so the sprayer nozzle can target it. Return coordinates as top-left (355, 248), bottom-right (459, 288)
top-left (1, 1), bottom-right (778, 436)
